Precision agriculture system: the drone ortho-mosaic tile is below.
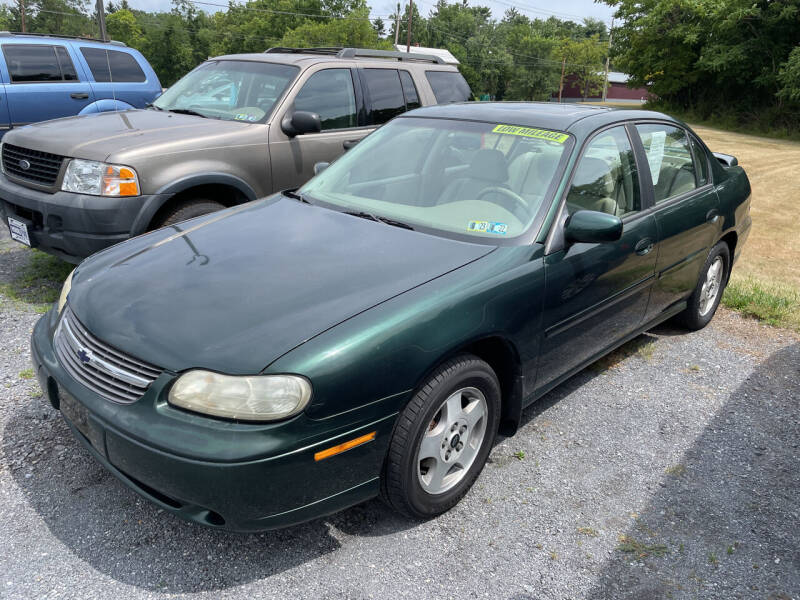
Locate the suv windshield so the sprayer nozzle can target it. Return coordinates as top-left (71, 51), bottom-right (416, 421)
top-left (301, 117), bottom-right (572, 242)
top-left (153, 60), bottom-right (298, 122)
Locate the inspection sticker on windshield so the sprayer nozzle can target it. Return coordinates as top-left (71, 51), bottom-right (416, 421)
top-left (468, 220), bottom-right (508, 235)
top-left (492, 124), bottom-right (569, 144)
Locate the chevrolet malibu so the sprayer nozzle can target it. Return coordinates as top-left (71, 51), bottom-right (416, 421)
top-left (30, 103), bottom-right (751, 531)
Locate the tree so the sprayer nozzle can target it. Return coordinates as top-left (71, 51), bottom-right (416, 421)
top-left (558, 36), bottom-right (606, 100)
top-left (106, 9), bottom-right (144, 48)
top-left (372, 16), bottom-right (385, 38)
top-left (280, 7), bottom-right (391, 49)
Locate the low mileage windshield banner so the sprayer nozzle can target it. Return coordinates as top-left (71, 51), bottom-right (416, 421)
top-left (492, 124), bottom-right (569, 144)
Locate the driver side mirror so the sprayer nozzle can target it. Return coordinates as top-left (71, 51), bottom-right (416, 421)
top-left (281, 111), bottom-right (322, 137)
top-left (564, 210), bottom-right (623, 244)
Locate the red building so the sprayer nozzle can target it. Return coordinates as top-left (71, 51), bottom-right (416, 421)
top-left (554, 72), bottom-right (651, 104)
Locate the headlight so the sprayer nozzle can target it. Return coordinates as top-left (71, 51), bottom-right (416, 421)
top-left (168, 370), bottom-right (312, 421)
top-left (57, 268), bottom-right (75, 315)
top-left (62, 159), bottom-right (140, 196)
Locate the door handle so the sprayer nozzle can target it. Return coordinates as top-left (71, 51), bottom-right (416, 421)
top-left (70, 92), bottom-right (89, 99)
top-left (634, 238), bottom-right (654, 255)
top-left (342, 139), bottom-right (360, 150)
top-left (706, 208), bottom-right (720, 223)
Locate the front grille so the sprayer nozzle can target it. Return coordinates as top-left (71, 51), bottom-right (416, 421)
top-left (54, 307), bottom-right (163, 404)
top-left (2, 143), bottom-right (64, 186)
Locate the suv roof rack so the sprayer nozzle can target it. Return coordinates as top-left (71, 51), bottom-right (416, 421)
top-left (0, 31), bottom-right (127, 47)
top-left (265, 46), bottom-right (445, 64)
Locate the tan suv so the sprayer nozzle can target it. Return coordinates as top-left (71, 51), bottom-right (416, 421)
top-left (0, 47), bottom-right (471, 262)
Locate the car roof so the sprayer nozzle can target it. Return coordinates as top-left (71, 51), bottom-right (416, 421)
top-left (402, 102), bottom-right (676, 133)
top-left (211, 52), bottom-right (457, 69)
top-left (0, 32), bottom-right (131, 51)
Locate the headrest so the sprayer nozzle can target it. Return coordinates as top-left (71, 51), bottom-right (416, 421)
top-left (469, 149), bottom-right (509, 183)
top-left (571, 157), bottom-right (613, 196)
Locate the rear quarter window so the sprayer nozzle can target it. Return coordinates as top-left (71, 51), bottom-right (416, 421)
top-left (425, 70), bottom-right (472, 103)
top-left (80, 47), bottom-right (146, 83)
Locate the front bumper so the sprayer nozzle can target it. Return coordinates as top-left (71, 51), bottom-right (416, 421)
top-left (31, 310), bottom-right (398, 532)
top-left (0, 172), bottom-right (166, 263)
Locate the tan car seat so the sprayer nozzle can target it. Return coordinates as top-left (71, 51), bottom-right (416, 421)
top-left (566, 157), bottom-right (617, 215)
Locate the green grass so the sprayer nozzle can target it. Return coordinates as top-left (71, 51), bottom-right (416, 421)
top-left (722, 276), bottom-right (800, 331)
top-left (18, 368), bottom-right (34, 380)
top-left (0, 249), bottom-right (72, 310)
top-left (616, 535), bottom-right (670, 559)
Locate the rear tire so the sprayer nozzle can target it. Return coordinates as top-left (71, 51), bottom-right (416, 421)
top-left (675, 241), bottom-right (730, 330)
top-left (381, 354), bottom-right (500, 519)
top-left (156, 199), bottom-right (226, 228)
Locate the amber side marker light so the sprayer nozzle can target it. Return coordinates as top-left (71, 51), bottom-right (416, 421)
top-left (314, 431), bottom-right (377, 461)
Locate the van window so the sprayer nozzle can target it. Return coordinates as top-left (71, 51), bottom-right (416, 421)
top-left (294, 69), bottom-right (357, 130)
top-left (363, 68), bottom-right (405, 125)
top-left (425, 71), bottom-right (471, 103)
top-left (80, 47), bottom-right (146, 83)
top-left (2, 44), bottom-right (75, 83)
top-left (399, 70), bottom-right (420, 110)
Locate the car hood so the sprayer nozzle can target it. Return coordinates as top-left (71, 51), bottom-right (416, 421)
top-left (69, 196), bottom-right (496, 374)
top-left (5, 109), bottom-right (252, 162)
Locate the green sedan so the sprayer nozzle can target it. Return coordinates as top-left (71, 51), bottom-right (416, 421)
top-left (30, 102), bottom-right (751, 531)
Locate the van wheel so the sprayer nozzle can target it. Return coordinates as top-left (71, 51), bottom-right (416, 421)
top-left (676, 241), bottom-right (730, 330)
top-left (381, 354), bottom-right (500, 519)
top-left (156, 199), bottom-right (226, 228)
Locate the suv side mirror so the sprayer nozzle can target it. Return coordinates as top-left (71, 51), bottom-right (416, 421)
top-left (564, 210), bottom-right (623, 244)
top-left (282, 111), bottom-right (322, 137)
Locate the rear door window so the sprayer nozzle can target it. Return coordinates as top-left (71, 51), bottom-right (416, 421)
top-left (636, 124), bottom-right (698, 203)
top-left (362, 68), bottom-right (405, 125)
top-left (2, 44), bottom-right (74, 82)
top-left (80, 47), bottom-right (146, 82)
top-left (399, 70), bottom-right (420, 110)
top-left (425, 70), bottom-right (471, 103)
top-left (293, 68), bottom-right (357, 130)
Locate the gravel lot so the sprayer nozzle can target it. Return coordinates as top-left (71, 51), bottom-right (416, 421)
top-left (1, 226), bottom-right (798, 600)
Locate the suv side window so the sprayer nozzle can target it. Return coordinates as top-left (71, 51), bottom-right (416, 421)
top-left (293, 68), bottom-right (357, 130)
top-left (399, 70), bottom-right (420, 110)
top-left (566, 126), bottom-right (640, 217)
top-left (425, 70), bottom-right (471, 103)
top-left (2, 44), bottom-right (76, 82)
top-left (80, 47), bottom-right (146, 82)
top-left (363, 68), bottom-right (405, 125)
top-left (636, 124), bottom-right (698, 203)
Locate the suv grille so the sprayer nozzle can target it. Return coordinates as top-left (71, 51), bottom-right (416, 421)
top-left (54, 307), bottom-right (163, 404)
top-left (2, 143), bottom-right (64, 186)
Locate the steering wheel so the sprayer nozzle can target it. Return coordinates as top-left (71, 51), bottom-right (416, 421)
top-left (477, 186), bottom-right (529, 219)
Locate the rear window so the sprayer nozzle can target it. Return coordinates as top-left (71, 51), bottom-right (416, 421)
top-left (363, 68), bottom-right (406, 125)
top-left (80, 47), bottom-right (146, 83)
top-left (425, 70), bottom-right (471, 103)
top-left (399, 70), bottom-right (420, 110)
top-left (2, 44), bottom-right (77, 83)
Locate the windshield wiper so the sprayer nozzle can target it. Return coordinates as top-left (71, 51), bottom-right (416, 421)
top-left (283, 189), bottom-right (313, 204)
top-left (168, 108), bottom-right (208, 118)
top-left (146, 103), bottom-right (164, 111)
top-left (345, 210), bottom-right (414, 231)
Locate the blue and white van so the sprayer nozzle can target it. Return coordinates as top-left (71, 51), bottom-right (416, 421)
top-left (0, 32), bottom-right (161, 136)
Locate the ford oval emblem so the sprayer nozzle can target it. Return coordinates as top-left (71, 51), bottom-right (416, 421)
top-left (19, 159), bottom-right (31, 170)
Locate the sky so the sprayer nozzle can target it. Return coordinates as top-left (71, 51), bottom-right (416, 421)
top-left (123, 0), bottom-right (617, 27)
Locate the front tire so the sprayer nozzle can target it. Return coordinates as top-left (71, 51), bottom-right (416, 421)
top-left (676, 241), bottom-right (730, 330)
top-left (156, 199), bottom-right (226, 228)
top-left (381, 355), bottom-right (501, 519)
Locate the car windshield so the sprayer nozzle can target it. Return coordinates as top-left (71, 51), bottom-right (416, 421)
top-left (300, 117), bottom-right (572, 242)
top-left (153, 60), bottom-right (298, 123)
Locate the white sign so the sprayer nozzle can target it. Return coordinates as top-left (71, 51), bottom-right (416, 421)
top-left (647, 131), bottom-right (667, 185)
top-left (8, 217), bottom-right (31, 246)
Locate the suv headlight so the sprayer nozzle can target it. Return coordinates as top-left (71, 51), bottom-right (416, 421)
top-left (168, 370), bottom-right (312, 421)
top-left (62, 159), bottom-right (140, 196)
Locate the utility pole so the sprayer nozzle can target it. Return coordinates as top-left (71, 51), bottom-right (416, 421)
top-left (405, 0), bottom-right (412, 52)
top-left (394, 2), bottom-right (400, 45)
top-left (558, 56), bottom-right (566, 102)
top-left (96, 0), bottom-right (108, 41)
top-left (602, 18), bottom-right (614, 103)
top-left (19, 0), bottom-right (26, 33)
